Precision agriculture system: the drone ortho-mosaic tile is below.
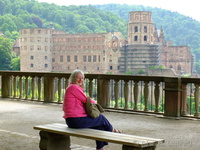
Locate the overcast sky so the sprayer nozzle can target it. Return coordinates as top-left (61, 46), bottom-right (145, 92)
top-left (37, 0), bottom-right (200, 22)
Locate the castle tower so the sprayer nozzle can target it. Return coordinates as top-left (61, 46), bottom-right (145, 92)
top-left (118, 11), bottom-right (159, 74)
top-left (20, 28), bottom-right (53, 72)
top-left (128, 11), bottom-right (156, 45)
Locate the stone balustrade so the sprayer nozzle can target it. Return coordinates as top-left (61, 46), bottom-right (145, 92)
top-left (0, 71), bottom-right (199, 118)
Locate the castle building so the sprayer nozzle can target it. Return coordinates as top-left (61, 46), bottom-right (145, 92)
top-left (19, 28), bottom-right (125, 73)
top-left (118, 11), bottom-right (192, 75)
top-left (18, 11), bottom-right (192, 75)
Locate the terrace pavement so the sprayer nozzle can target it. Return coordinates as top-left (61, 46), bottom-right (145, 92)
top-left (0, 98), bottom-right (200, 150)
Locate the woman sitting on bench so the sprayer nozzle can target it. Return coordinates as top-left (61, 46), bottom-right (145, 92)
top-left (63, 69), bottom-right (121, 150)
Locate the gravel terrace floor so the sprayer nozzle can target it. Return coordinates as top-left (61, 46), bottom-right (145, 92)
top-left (0, 98), bottom-right (200, 150)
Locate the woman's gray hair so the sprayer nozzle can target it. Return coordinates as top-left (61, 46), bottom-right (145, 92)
top-left (68, 69), bottom-right (85, 84)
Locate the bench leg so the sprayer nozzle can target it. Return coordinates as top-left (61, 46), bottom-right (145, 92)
top-left (39, 131), bottom-right (71, 150)
top-left (122, 145), bottom-right (156, 150)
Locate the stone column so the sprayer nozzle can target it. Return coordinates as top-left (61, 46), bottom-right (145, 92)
top-left (1, 73), bottom-right (11, 98)
top-left (164, 77), bottom-right (182, 117)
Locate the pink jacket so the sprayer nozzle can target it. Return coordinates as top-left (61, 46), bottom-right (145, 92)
top-left (63, 83), bottom-right (96, 119)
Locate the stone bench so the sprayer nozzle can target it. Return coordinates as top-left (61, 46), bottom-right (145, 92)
top-left (33, 123), bottom-right (164, 150)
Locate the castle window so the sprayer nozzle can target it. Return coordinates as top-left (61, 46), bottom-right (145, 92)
top-left (74, 55), bottom-right (78, 62)
top-left (134, 26), bottom-right (138, 32)
top-left (68, 66), bottom-right (70, 70)
top-left (97, 67), bottom-right (99, 70)
top-left (83, 55), bottom-right (87, 62)
top-left (178, 65), bottom-right (181, 70)
top-left (52, 58), bottom-right (55, 62)
top-left (144, 26), bottom-right (147, 33)
top-left (169, 65), bottom-right (173, 68)
top-left (30, 56), bottom-right (34, 59)
top-left (144, 36), bottom-right (147, 41)
top-left (93, 55), bottom-right (96, 62)
top-left (30, 64), bottom-right (34, 68)
top-left (67, 56), bottom-right (70, 62)
top-left (44, 64), bottom-right (48, 68)
top-left (60, 56), bottom-right (63, 62)
top-left (88, 56), bottom-right (91, 62)
top-left (38, 37), bottom-right (41, 42)
top-left (99, 55), bottom-right (101, 62)
top-left (37, 46), bottom-right (41, 50)
top-left (38, 30), bottom-right (41, 34)
top-left (84, 66), bottom-right (86, 71)
top-left (30, 45), bottom-right (34, 50)
top-left (134, 36), bottom-right (138, 41)
top-left (110, 66), bottom-right (113, 70)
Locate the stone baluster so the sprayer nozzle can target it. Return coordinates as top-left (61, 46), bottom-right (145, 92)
top-left (194, 84), bottom-right (200, 117)
top-left (114, 79), bottom-right (119, 108)
top-left (89, 78), bottom-right (93, 97)
top-left (25, 76), bottom-right (28, 99)
top-left (31, 77), bottom-right (35, 100)
top-left (65, 78), bottom-right (68, 89)
top-left (105, 80), bottom-right (110, 107)
top-left (124, 80), bottom-right (129, 109)
top-left (144, 81), bottom-right (149, 112)
top-left (154, 82), bottom-right (160, 112)
top-left (57, 77), bottom-right (62, 103)
top-left (181, 83), bottom-right (187, 116)
top-left (38, 77), bottom-right (41, 101)
top-left (13, 76), bottom-right (17, 98)
top-left (134, 81), bottom-right (139, 110)
top-left (19, 76), bottom-right (23, 99)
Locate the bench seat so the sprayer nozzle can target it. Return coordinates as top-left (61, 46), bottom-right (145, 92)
top-left (34, 123), bottom-right (164, 150)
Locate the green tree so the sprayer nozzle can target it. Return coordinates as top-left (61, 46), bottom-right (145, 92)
top-left (11, 31), bottom-right (19, 40)
top-left (0, 36), bottom-right (13, 70)
top-left (76, 25), bottom-right (92, 33)
top-left (84, 18), bottom-right (98, 31)
top-left (11, 56), bottom-right (20, 71)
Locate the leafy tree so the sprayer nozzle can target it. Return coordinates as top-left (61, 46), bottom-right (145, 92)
top-left (0, 36), bottom-right (13, 70)
top-left (11, 56), bottom-right (20, 71)
top-left (84, 18), bottom-right (98, 31)
top-left (76, 25), bottom-right (92, 33)
top-left (10, 31), bottom-right (19, 40)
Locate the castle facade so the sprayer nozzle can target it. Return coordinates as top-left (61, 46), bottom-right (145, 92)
top-left (18, 11), bottom-right (192, 75)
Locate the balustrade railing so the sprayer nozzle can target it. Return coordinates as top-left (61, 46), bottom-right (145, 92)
top-left (0, 71), bottom-right (200, 118)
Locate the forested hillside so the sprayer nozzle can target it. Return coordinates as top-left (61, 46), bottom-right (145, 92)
top-left (1, 0), bottom-right (200, 73)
